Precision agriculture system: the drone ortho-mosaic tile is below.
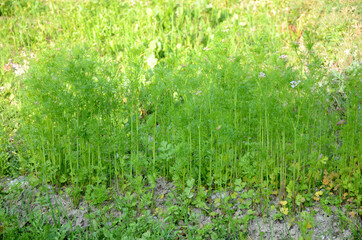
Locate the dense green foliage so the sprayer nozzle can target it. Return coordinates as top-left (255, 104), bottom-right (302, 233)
top-left (0, 0), bottom-right (361, 238)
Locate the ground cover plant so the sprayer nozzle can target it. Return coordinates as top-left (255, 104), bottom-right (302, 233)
top-left (0, 0), bottom-right (361, 239)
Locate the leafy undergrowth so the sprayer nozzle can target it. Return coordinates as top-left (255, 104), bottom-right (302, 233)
top-left (0, 0), bottom-right (361, 239)
top-left (0, 176), bottom-right (361, 239)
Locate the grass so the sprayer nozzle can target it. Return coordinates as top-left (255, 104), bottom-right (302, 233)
top-left (0, 0), bottom-right (361, 239)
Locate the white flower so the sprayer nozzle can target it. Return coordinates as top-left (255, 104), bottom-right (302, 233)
top-left (9, 62), bottom-right (29, 77)
top-left (146, 53), bottom-right (157, 69)
top-left (279, 55), bottom-right (287, 59)
top-left (290, 80), bottom-right (301, 88)
top-left (259, 72), bottom-right (266, 78)
top-left (15, 68), bottom-right (25, 76)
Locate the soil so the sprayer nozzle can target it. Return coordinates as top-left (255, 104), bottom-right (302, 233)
top-left (1, 176), bottom-right (360, 239)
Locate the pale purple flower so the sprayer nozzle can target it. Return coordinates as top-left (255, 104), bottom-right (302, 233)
top-left (259, 72), bottom-right (266, 78)
top-left (228, 56), bottom-right (235, 62)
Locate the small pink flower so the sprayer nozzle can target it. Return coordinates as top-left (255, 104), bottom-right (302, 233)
top-left (3, 64), bottom-right (11, 72)
top-left (336, 120), bottom-right (346, 126)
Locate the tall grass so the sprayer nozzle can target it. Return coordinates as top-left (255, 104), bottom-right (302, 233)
top-left (0, 0), bottom-right (361, 207)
